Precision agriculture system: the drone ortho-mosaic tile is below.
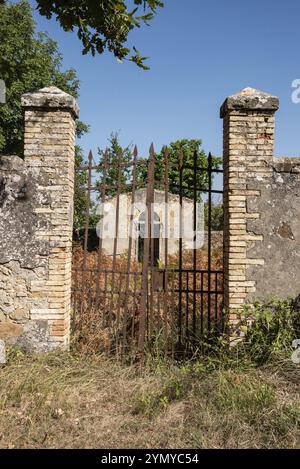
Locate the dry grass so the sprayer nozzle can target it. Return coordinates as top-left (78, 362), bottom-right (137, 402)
top-left (0, 350), bottom-right (299, 449)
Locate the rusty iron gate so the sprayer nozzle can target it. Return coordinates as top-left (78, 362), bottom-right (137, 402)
top-left (72, 144), bottom-right (224, 359)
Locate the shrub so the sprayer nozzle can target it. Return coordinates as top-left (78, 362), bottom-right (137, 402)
top-left (236, 297), bottom-right (300, 365)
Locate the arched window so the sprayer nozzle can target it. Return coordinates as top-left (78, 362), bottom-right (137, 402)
top-left (138, 211), bottom-right (160, 266)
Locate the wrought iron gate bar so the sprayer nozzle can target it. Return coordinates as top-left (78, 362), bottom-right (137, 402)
top-left (178, 150), bottom-right (184, 347)
top-left (193, 150), bottom-right (197, 337)
top-left (72, 143), bottom-right (224, 359)
top-left (163, 147), bottom-right (169, 352)
top-left (96, 149), bottom-right (108, 303)
top-left (122, 145), bottom-right (139, 354)
top-left (207, 152), bottom-right (213, 332)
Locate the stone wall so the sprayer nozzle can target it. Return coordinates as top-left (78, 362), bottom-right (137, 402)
top-left (221, 87), bottom-right (300, 330)
top-left (0, 87), bottom-right (78, 352)
top-left (1, 84), bottom-right (299, 353)
top-left (246, 157), bottom-right (300, 300)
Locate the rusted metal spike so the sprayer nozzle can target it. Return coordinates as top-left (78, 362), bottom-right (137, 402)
top-left (88, 150), bottom-right (93, 163)
top-left (103, 148), bottom-right (109, 162)
top-left (179, 149), bottom-right (183, 168)
top-left (133, 145), bottom-right (138, 159)
top-left (149, 143), bottom-right (155, 157)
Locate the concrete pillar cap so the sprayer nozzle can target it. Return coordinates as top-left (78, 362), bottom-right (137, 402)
top-left (21, 86), bottom-right (79, 118)
top-left (220, 87), bottom-right (279, 118)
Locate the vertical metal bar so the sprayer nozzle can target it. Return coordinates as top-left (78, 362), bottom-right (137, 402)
top-left (185, 270), bottom-right (189, 345)
top-left (131, 271), bottom-right (139, 353)
top-left (156, 287), bottom-right (161, 335)
top-left (109, 149), bottom-right (123, 329)
top-left (171, 269), bottom-right (176, 359)
top-left (102, 269), bottom-right (108, 328)
top-left (96, 150), bottom-right (109, 304)
top-left (149, 144), bottom-right (155, 342)
top-left (163, 147), bottom-right (169, 353)
top-left (221, 168), bottom-right (225, 333)
top-left (215, 272), bottom-right (218, 326)
top-left (115, 271), bottom-right (123, 357)
top-left (88, 265), bottom-right (94, 315)
top-left (149, 174), bottom-right (155, 339)
top-left (192, 150), bottom-right (197, 338)
top-left (200, 271), bottom-right (204, 335)
top-left (207, 152), bottom-right (213, 332)
top-left (138, 144), bottom-right (155, 352)
top-left (178, 150), bottom-right (184, 348)
top-left (80, 150), bottom-right (93, 315)
top-left (221, 273), bottom-right (225, 333)
top-left (72, 256), bottom-right (78, 329)
top-left (122, 145), bottom-right (138, 353)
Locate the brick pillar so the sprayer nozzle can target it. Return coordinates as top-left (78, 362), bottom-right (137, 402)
top-left (220, 87), bottom-right (279, 336)
top-left (21, 86), bottom-right (79, 350)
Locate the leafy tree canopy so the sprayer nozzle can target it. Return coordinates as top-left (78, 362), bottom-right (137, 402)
top-left (137, 139), bottom-right (222, 200)
top-left (79, 136), bottom-right (223, 231)
top-left (97, 132), bottom-right (133, 197)
top-left (0, 0), bottom-right (88, 155)
top-left (0, 0), bottom-right (89, 230)
top-left (34, 0), bottom-right (164, 70)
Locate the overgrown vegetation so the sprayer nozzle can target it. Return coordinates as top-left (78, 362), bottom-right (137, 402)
top-left (232, 297), bottom-right (300, 365)
top-left (0, 298), bottom-right (299, 449)
top-left (71, 246), bottom-right (224, 357)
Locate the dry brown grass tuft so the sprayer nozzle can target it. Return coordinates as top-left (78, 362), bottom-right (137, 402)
top-left (0, 350), bottom-right (299, 449)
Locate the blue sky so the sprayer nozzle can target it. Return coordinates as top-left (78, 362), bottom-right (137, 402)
top-left (28, 0), bottom-right (300, 159)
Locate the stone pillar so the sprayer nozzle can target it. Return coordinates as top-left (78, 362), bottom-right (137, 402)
top-left (21, 86), bottom-right (79, 350)
top-left (220, 88), bottom-right (279, 334)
